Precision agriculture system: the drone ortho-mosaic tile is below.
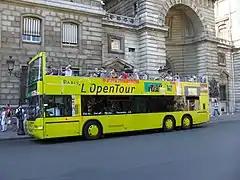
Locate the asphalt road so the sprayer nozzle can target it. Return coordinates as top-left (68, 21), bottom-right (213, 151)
top-left (1, 121), bottom-right (240, 180)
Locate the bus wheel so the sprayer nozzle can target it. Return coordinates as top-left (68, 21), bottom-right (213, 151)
top-left (163, 116), bottom-right (175, 132)
top-left (83, 121), bottom-right (102, 140)
top-left (181, 115), bottom-right (192, 130)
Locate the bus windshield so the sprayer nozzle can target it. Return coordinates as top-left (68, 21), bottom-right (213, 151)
top-left (28, 56), bottom-right (43, 84)
top-left (26, 96), bottom-right (42, 120)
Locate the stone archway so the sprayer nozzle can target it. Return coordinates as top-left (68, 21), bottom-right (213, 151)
top-left (219, 70), bottom-right (230, 113)
top-left (160, 1), bottom-right (208, 32)
top-left (163, 3), bottom-right (206, 76)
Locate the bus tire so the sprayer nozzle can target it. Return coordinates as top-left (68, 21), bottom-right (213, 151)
top-left (163, 116), bottom-right (175, 132)
top-left (83, 120), bottom-right (102, 140)
top-left (181, 115), bottom-right (193, 130)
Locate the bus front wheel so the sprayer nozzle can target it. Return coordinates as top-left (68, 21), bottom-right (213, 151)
top-left (163, 116), bottom-right (175, 132)
top-left (83, 120), bottom-right (102, 140)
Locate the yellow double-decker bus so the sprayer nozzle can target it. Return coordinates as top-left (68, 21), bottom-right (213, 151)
top-left (26, 52), bottom-right (210, 140)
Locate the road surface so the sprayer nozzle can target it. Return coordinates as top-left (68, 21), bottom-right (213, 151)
top-left (1, 121), bottom-right (240, 180)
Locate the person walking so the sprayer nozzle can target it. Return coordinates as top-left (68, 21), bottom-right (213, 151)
top-left (1, 107), bottom-right (7, 132)
top-left (213, 99), bottom-right (220, 117)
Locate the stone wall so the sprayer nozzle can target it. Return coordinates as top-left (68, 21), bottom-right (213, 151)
top-left (105, 0), bottom-right (136, 17)
top-left (233, 50), bottom-right (240, 111)
top-left (102, 26), bottom-right (139, 66)
top-left (137, 28), bottom-right (166, 75)
top-left (0, 0), bottom-right (104, 106)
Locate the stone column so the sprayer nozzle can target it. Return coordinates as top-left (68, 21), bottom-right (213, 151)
top-left (137, 26), bottom-right (167, 77)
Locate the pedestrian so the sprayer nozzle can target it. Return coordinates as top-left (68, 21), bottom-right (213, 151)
top-left (23, 109), bottom-right (27, 133)
top-left (213, 99), bottom-right (220, 117)
top-left (15, 105), bottom-right (25, 133)
top-left (1, 107), bottom-right (7, 132)
top-left (5, 104), bottom-right (13, 128)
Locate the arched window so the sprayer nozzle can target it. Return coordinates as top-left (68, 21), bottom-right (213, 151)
top-left (62, 22), bottom-right (79, 45)
top-left (22, 16), bottom-right (42, 43)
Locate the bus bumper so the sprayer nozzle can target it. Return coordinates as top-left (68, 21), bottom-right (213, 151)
top-left (26, 120), bottom-right (44, 139)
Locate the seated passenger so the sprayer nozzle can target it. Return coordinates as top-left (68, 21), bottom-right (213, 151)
top-left (93, 68), bottom-right (100, 77)
top-left (131, 69), bottom-right (139, 80)
top-left (142, 73), bottom-right (149, 80)
top-left (46, 66), bottom-right (53, 75)
top-left (52, 68), bottom-right (59, 75)
top-left (110, 69), bottom-right (118, 78)
top-left (119, 71), bottom-right (128, 79)
top-left (65, 65), bottom-right (72, 76)
top-left (201, 75), bottom-right (207, 83)
top-left (99, 67), bottom-right (107, 78)
top-left (174, 73), bottom-right (180, 82)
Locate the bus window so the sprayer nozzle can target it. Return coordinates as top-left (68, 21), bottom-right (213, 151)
top-left (81, 95), bottom-right (106, 115)
top-left (26, 95), bottom-right (42, 120)
top-left (131, 96), bottom-right (149, 113)
top-left (44, 95), bottom-right (72, 117)
top-left (203, 103), bottom-right (206, 110)
top-left (107, 96), bottom-right (131, 114)
top-left (147, 96), bottom-right (187, 112)
top-left (173, 96), bottom-right (187, 111)
top-left (81, 95), bottom-right (132, 115)
top-left (186, 96), bottom-right (200, 111)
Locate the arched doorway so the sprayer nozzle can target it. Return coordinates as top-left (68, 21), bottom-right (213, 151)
top-left (165, 4), bottom-right (204, 76)
top-left (219, 70), bottom-right (229, 114)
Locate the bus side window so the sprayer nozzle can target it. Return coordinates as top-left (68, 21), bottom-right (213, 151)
top-left (131, 96), bottom-right (149, 113)
top-left (186, 96), bottom-right (200, 111)
top-left (44, 95), bottom-right (72, 117)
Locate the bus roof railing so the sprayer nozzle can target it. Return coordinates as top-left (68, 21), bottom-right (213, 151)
top-left (45, 67), bottom-right (208, 83)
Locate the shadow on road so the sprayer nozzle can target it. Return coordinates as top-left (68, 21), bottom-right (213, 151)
top-left (32, 125), bottom-right (208, 145)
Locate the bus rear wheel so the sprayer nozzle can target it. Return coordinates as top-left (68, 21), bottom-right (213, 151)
top-left (181, 115), bottom-right (192, 130)
top-left (163, 116), bottom-right (175, 132)
top-left (83, 121), bottom-right (102, 140)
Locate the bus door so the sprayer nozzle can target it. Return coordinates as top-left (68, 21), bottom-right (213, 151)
top-left (43, 95), bottom-right (80, 138)
top-left (198, 95), bottom-right (210, 122)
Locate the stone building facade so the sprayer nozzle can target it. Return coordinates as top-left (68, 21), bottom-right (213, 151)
top-left (0, 0), bottom-right (233, 112)
top-left (214, 0), bottom-right (239, 113)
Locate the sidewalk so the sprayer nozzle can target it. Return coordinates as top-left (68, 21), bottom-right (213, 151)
top-left (0, 130), bottom-right (30, 141)
top-left (210, 113), bottom-right (240, 123)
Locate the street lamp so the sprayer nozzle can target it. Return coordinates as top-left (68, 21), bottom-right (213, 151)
top-left (6, 56), bottom-right (21, 78)
top-left (7, 56), bottom-right (14, 74)
top-left (6, 56), bottom-right (25, 135)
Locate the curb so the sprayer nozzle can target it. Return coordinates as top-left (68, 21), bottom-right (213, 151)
top-left (210, 116), bottom-right (240, 124)
top-left (0, 136), bottom-right (32, 142)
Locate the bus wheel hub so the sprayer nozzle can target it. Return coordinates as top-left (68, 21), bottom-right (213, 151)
top-left (166, 119), bottom-right (173, 129)
top-left (183, 118), bottom-right (190, 126)
top-left (88, 125), bottom-right (99, 136)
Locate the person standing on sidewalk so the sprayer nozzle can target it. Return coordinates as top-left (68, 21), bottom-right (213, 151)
top-left (5, 104), bottom-right (13, 128)
top-left (1, 107), bottom-right (7, 132)
top-left (213, 99), bottom-right (220, 117)
top-left (15, 105), bottom-right (25, 135)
